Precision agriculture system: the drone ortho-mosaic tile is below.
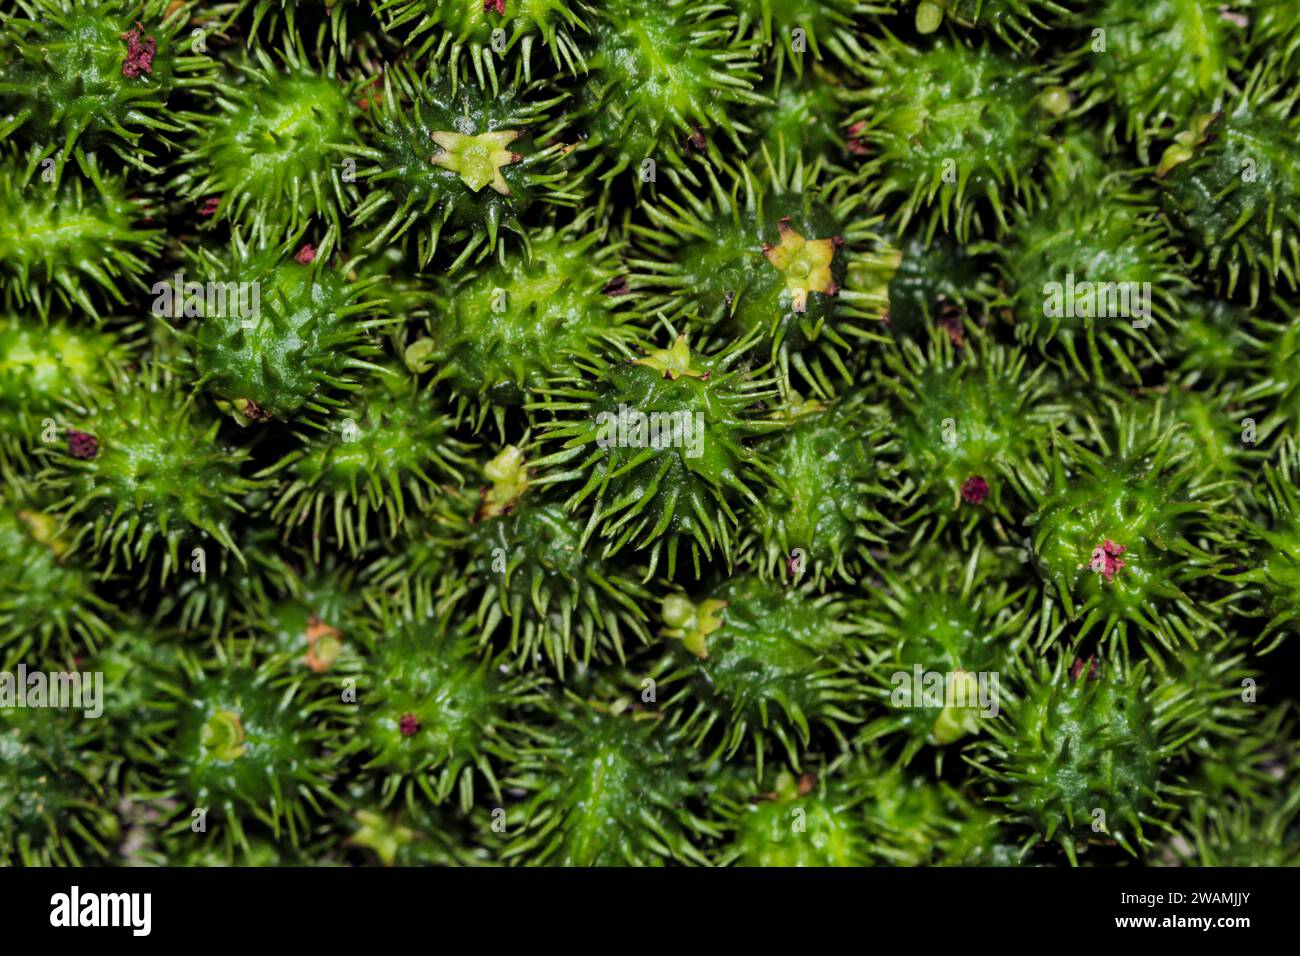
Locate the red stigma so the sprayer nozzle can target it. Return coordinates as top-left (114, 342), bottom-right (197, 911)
top-left (68, 430), bottom-right (99, 460)
top-left (1089, 539), bottom-right (1127, 581)
top-left (399, 714), bottom-right (419, 736)
top-left (198, 197), bottom-right (221, 217)
top-left (121, 23), bottom-right (157, 79)
top-left (484, 0), bottom-right (506, 13)
top-left (961, 476), bottom-right (989, 505)
top-left (846, 121), bottom-right (870, 156)
top-left (295, 244), bottom-right (317, 264)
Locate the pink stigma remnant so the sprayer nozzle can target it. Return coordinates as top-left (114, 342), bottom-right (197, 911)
top-left (295, 244), bottom-right (317, 264)
top-left (121, 23), bottom-right (157, 79)
top-left (399, 714), bottom-right (419, 737)
top-left (68, 429), bottom-right (99, 460)
top-left (484, 0), bottom-right (506, 13)
top-left (961, 476), bottom-right (989, 505)
top-left (1090, 539), bottom-right (1127, 581)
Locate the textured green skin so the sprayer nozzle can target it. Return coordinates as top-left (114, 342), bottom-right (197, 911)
top-left (633, 175), bottom-right (848, 353)
top-left (0, 504), bottom-right (113, 659)
top-left (535, 341), bottom-right (779, 576)
top-left (353, 65), bottom-right (565, 264)
top-left (982, 661), bottom-right (1179, 859)
top-left (464, 496), bottom-right (653, 670)
top-left (504, 709), bottom-right (710, 866)
top-left (428, 225), bottom-right (641, 406)
top-left (749, 395), bottom-right (888, 583)
top-left (1159, 104), bottom-right (1300, 300)
top-left (664, 575), bottom-right (861, 763)
top-left (1077, 0), bottom-right (1231, 146)
top-left (175, 52), bottom-right (360, 235)
top-left (577, 0), bottom-right (761, 174)
top-left (0, 0), bottom-right (205, 159)
top-left (851, 37), bottom-right (1057, 238)
top-left (268, 366), bottom-right (470, 550)
top-left (0, 706), bottom-right (118, 866)
top-left (349, 621), bottom-right (520, 809)
top-left (43, 381), bottom-right (260, 577)
top-left (0, 149), bottom-right (161, 319)
top-left (0, 318), bottom-right (124, 463)
top-left (189, 239), bottom-right (385, 420)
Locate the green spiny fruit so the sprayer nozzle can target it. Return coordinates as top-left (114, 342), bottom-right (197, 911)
top-left (179, 228), bottom-right (389, 423)
top-left (0, 145), bottom-right (162, 320)
top-left (0, 705), bottom-right (120, 866)
top-left (1025, 406), bottom-right (1237, 657)
top-left (372, 0), bottom-right (589, 86)
top-left (655, 574), bottom-right (864, 773)
top-left (994, 132), bottom-right (1190, 382)
top-left (628, 153), bottom-right (886, 394)
top-left (1066, 0), bottom-right (1238, 156)
top-left (859, 544), bottom-right (1033, 762)
top-left (0, 0), bottom-right (213, 170)
top-left (1157, 71), bottom-right (1300, 304)
top-left (845, 32), bottom-right (1062, 241)
top-left (531, 332), bottom-right (783, 577)
top-left (434, 445), bottom-right (655, 674)
top-left (339, 610), bottom-right (538, 814)
top-left (171, 34), bottom-right (365, 238)
top-left (1024, 421), bottom-right (1237, 660)
top-left (714, 764), bottom-right (873, 866)
top-left (351, 62), bottom-right (574, 269)
top-left (911, 0), bottom-right (1074, 52)
top-left (261, 363), bottom-right (473, 556)
top-left (0, 482), bottom-right (115, 660)
top-left (37, 370), bottom-right (262, 581)
top-left (0, 315), bottom-right (129, 465)
top-left (575, 0), bottom-right (765, 179)
top-left (146, 642), bottom-right (346, 858)
top-left (744, 390), bottom-right (894, 585)
top-left (883, 330), bottom-right (1067, 535)
top-left (973, 655), bottom-right (1201, 864)
top-left (501, 699), bottom-right (715, 866)
top-left (247, 555), bottom-right (366, 673)
top-left (414, 213), bottom-right (643, 419)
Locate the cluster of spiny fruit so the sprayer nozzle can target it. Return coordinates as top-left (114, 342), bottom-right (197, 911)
top-left (1, 0), bottom-right (1298, 867)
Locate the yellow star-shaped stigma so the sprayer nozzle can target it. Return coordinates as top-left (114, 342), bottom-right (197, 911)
top-left (633, 333), bottom-right (704, 380)
top-left (762, 217), bottom-right (841, 313)
top-left (430, 129), bottom-right (522, 195)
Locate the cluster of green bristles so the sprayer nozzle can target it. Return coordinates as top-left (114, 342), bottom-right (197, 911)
top-left (2, 0), bottom-right (1299, 867)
